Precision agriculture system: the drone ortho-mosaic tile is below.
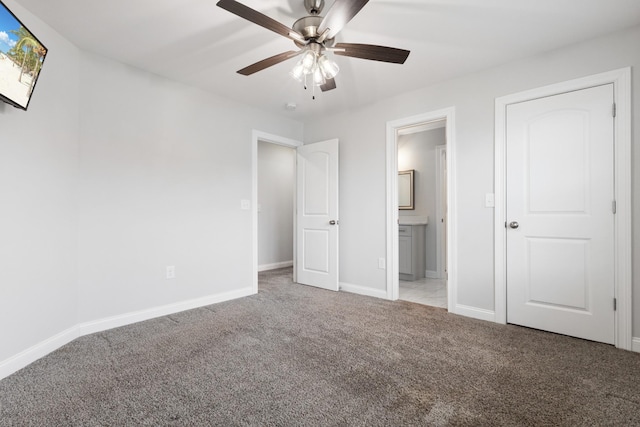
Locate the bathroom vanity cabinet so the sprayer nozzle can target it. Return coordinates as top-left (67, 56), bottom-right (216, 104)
top-left (399, 224), bottom-right (426, 281)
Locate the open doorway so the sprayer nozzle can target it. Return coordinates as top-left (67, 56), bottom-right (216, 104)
top-left (396, 121), bottom-right (447, 307)
top-left (257, 141), bottom-right (295, 273)
top-left (385, 108), bottom-right (456, 311)
top-left (251, 131), bottom-right (302, 294)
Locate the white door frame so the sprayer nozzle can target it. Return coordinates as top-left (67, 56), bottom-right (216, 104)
top-left (252, 130), bottom-right (303, 294)
top-left (386, 108), bottom-right (456, 307)
top-left (435, 145), bottom-right (447, 280)
top-left (494, 68), bottom-right (632, 350)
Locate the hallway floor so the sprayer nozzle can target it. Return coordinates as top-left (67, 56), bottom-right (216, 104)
top-left (399, 277), bottom-right (447, 308)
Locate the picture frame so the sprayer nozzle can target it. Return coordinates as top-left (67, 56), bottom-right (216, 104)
top-left (398, 169), bottom-right (414, 210)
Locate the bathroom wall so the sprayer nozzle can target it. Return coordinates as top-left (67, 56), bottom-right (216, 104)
top-left (398, 127), bottom-right (446, 274)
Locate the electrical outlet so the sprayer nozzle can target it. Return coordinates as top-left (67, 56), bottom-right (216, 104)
top-left (378, 258), bottom-right (386, 269)
top-left (166, 265), bottom-right (175, 279)
top-left (241, 199), bottom-right (251, 210)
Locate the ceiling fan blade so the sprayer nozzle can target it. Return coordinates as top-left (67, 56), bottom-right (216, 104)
top-left (320, 78), bottom-right (337, 92)
top-left (237, 51), bottom-right (300, 76)
top-left (217, 0), bottom-right (305, 43)
top-left (334, 43), bottom-right (410, 64)
top-left (318, 0), bottom-right (370, 39)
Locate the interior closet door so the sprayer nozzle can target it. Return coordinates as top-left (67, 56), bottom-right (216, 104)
top-left (506, 84), bottom-right (615, 344)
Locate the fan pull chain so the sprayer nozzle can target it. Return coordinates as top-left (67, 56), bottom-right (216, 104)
top-left (301, 74), bottom-right (317, 100)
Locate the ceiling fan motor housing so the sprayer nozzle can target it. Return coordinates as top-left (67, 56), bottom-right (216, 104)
top-left (292, 15), bottom-right (335, 48)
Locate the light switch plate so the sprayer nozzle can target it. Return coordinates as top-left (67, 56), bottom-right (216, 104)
top-left (485, 193), bottom-right (495, 208)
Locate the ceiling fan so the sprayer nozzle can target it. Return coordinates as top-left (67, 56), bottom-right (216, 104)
top-left (216, 0), bottom-right (410, 94)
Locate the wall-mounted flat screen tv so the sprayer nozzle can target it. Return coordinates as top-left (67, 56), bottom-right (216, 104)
top-left (0, 0), bottom-right (47, 110)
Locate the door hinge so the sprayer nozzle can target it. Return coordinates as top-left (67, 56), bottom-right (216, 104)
top-left (614, 298), bottom-right (617, 311)
top-left (612, 200), bottom-right (617, 214)
top-left (612, 103), bottom-right (617, 117)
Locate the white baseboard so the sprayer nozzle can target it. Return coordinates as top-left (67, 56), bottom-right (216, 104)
top-left (340, 282), bottom-right (388, 299)
top-left (0, 287), bottom-right (255, 381)
top-left (425, 270), bottom-right (440, 279)
top-left (258, 261), bottom-right (293, 272)
top-left (79, 287), bottom-right (255, 336)
top-left (0, 326), bottom-right (80, 381)
top-left (451, 304), bottom-right (496, 322)
top-left (632, 337), bottom-right (640, 353)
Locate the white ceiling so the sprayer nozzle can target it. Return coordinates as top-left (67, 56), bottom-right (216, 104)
top-left (16, 0), bottom-right (640, 120)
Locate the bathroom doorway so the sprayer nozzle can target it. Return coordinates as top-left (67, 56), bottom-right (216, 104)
top-left (396, 120), bottom-right (447, 308)
top-left (385, 108), bottom-right (456, 311)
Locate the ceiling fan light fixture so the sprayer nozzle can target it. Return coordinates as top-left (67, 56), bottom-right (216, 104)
top-left (290, 61), bottom-right (305, 82)
top-left (300, 49), bottom-right (318, 75)
top-left (218, 0), bottom-right (411, 97)
top-left (318, 54), bottom-right (339, 79)
top-left (313, 67), bottom-right (326, 86)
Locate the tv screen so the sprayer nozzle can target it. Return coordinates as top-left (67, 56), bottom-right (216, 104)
top-left (0, 0), bottom-right (47, 110)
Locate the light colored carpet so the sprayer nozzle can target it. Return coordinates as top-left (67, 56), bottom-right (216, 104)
top-left (1, 267), bottom-right (639, 426)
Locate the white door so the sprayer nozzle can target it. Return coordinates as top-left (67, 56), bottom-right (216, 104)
top-left (506, 84), bottom-right (615, 344)
top-left (296, 139), bottom-right (339, 291)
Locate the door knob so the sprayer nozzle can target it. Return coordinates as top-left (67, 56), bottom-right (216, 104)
top-left (329, 220), bottom-right (338, 225)
top-left (509, 221), bottom-right (519, 229)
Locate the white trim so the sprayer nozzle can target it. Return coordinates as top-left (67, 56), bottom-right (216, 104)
top-left (494, 67), bottom-right (632, 350)
top-left (340, 282), bottom-right (388, 299)
top-left (386, 109), bottom-right (457, 310)
top-left (258, 260), bottom-right (293, 272)
top-left (252, 131), bottom-right (303, 292)
top-left (398, 120), bottom-right (446, 136)
top-left (632, 338), bottom-right (640, 353)
top-left (0, 287), bottom-right (253, 381)
top-left (425, 270), bottom-right (440, 279)
top-left (0, 326), bottom-right (80, 381)
top-left (453, 305), bottom-right (496, 323)
top-left (435, 144), bottom-right (447, 280)
top-left (78, 287), bottom-right (254, 336)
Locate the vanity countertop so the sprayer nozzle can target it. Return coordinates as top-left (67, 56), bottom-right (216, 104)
top-left (399, 216), bottom-right (428, 226)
